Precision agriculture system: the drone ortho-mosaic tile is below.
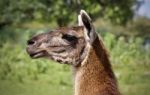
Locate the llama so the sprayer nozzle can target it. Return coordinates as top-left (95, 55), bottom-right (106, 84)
top-left (26, 10), bottom-right (120, 95)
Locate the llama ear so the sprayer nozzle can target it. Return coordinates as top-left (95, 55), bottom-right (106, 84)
top-left (78, 10), bottom-right (97, 44)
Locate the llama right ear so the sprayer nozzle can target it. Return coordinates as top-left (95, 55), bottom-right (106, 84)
top-left (78, 10), bottom-right (97, 44)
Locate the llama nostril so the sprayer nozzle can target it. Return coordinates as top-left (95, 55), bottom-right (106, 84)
top-left (27, 40), bottom-right (35, 45)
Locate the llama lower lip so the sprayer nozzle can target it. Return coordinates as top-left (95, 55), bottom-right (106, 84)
top-left (30, 51), bottom-right (45, 58)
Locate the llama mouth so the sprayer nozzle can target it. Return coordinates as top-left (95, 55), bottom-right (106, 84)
top-left (29, 51), bottom-right (46, 58)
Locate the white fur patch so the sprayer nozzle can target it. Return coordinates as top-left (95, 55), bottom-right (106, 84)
top-left (78, 10), bottom-right (91, 26)
top-left (78, 15), bottom-right (83, 26)
top-left (78, 10), bottom-right (91, 43)
top-left (81, 43), bottom-right (91, 66)
top-left (80, 10), bottom-right (91, 21)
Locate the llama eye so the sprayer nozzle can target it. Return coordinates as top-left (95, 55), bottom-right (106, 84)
top-left (62, 34), bottom-right (77, 42)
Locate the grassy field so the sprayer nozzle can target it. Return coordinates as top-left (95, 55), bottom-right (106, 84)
top-left (0, 80), bottom-right (72, 95)
top-left (0, 27), bottom-right (150, 95)
top-left (0, 63), bottom-right (150, 95)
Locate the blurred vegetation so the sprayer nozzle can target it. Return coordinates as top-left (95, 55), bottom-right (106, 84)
top-left (95, 16), bottom-right (150, 38)
top-left (0, 0), bottom-right (140, 27)
top-left (0, 0), bottom-right (150, 95)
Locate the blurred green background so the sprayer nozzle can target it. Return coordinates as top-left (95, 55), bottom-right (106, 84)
top-left (0, 0), bottom-right (150, 95)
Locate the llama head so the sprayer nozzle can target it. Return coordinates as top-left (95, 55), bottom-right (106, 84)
top-left (26, 10), bottom-right (98, 66)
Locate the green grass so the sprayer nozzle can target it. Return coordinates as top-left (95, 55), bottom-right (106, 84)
top-left (0, 27), bottom-right (150, 95)
top-left (0, 63), bottom-right (150, 95)
top-left (0, 80), bottom-right (72, 95)
top-left (115, 63), bottom-right (150, 95)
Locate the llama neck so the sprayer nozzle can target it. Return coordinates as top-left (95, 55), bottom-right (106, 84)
top-left (72, 37), bottom-right (120, 95)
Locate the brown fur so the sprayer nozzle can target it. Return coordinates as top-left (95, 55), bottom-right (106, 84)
top-left (73, 37), bottom-right (120, 95)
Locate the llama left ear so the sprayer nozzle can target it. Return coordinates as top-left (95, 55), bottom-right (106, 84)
top-left (78, 10), bottom-right (97, 44)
